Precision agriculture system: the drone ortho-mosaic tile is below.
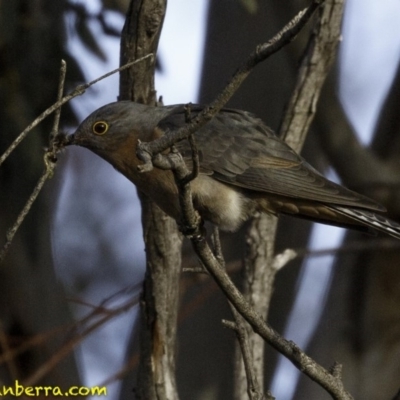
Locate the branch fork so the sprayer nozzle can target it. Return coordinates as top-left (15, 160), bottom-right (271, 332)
top-left (131, 1), bottom-right (355, 398)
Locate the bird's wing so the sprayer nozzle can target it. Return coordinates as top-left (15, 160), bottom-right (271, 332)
top-left (158, 106), bottom-right (384, 212)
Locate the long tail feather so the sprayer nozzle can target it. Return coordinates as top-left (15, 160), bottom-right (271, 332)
top-left (332, 206), bottom-right (400, 239)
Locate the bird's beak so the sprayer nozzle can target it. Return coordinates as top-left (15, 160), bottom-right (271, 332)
top-left (65, 132), bottom-right (83, 146)
top-left (65, 133), bottom-right (75, 145)
top-left (65, 131), bottom-right (96, 149)
top-left (50, 132), bottom-right (76, 151)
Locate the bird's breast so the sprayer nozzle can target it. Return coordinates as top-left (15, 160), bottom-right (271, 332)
top-left (95, 135), bottom-right (255, 230)
top-left (190, 175), bottom-right (255, 231)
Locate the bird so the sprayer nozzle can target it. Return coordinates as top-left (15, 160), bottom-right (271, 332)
top-left (68, 100), bottom-right (400, 239)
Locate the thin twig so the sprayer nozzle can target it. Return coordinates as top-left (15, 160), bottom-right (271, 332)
top-left (208, 234), bottom-right (256, 399)
top-left (136, 0), bottom-right (325, 170)
top-left (213, 227), bottom-right (266, 400)
top-left (279, 0), bottom-right (345, 152)
top-left (0, 54), bottom-right (153, 167)
top-left (0, 165), bottom-right (52, 264)
top-left (0, 55), bottom-right (153, 264)
top-left (23, 295), bottom-right (137, 387)
top-left (236, 0), bottom-right (345, 396)
top-left (161, 142), bottom-right (353, 396)
top-left (230, 308), bottom-right (266, 400)
top-left (133, 2), bottom-right (352, 396)
top-left (0, 287), bottom-right (140, 366)
top-left (50, 60), bottom-right (67, 139)
top-left (236, 214), bottom-right (279, 397)
top-left (211, 226), bottom-right (225, 266)
top-left (0, 319), bottom-right (77, 366)
top-left (183, 134), bottom-right (200, 184)
top-left (191, 234), bottom-right (354, 399)
top-left (272, 248), bottom-right (297, 271)
top-left (0, 57), bottom-right (69, 264)
top-left (157, 128), bottom-right (353, 399)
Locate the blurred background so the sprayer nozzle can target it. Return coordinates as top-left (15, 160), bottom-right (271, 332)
top-left (1, 0), bottom-right (400, 399)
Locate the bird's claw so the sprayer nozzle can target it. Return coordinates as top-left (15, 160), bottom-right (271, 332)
top-left (136, 140), bottom-right (154, 172)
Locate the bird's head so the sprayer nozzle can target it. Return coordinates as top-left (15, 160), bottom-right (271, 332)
top-left (68, 101), bottom-right (153, 154)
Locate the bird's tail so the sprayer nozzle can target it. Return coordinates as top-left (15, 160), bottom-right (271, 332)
top-left (332, 206), bottom-right (400, 240)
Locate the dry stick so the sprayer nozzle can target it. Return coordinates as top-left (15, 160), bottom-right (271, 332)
top-left (211, 228), bottom-right (266, 400)
top-left (279, 0), bottom-right (345, 152)
top-left (0, 57), bottom-right (67, 264)
top-left (235, 0), bottom-right (343, 398)
top-left (139, 1), bottom-right (326, 396)
top-left (162, 145), bottom-right (352, 399)
top-left (0, 286), bottom-right (140, 366)
top-left (192, 239), bottom-right (353, 400)
top-left (120, 3), bottom-right (182, 399)
top-left (47, 58), bottom-right (68, 170)
top-left (237, 1), bottom-right (346, 396)
top-left (223, 319), bottom-right (268, 400)
top-left (0, 317), bottom-right (77, 365)
top-left (228, 310), bottom-right (266, 400)
top-left (0, 168), bottom-right (52, 263)
top-left (235, 214), bottom-right (280, 399)
top-left (136, 0), bottom-right (325, 168)
top-left (50, 60), bottom-right (67, 139)
top-left (23, 295), bottom-right (137, 387)
top-left (141, 1), bottom-right (353, 398)
top-left (173, 141), bottom-right (332, 397)
top-left (0, 55), bottom-right (153, 264)
top-left (0, 54), bottom-right (153, 167)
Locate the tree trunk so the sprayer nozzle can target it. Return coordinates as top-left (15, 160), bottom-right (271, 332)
top-left (118, 1), bottom-right (182, 398)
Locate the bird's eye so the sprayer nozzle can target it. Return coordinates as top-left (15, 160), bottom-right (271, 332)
top-left (92, 121), bottom-right (109, 135)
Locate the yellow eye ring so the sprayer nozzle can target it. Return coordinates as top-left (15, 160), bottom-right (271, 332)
top-left (92, 121), bottom-right (109, 135)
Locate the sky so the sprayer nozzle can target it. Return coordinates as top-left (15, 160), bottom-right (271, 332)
top-left (54, 0), bottom-right (400, 399)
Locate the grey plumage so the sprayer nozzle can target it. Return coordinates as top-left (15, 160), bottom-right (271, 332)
top-left (70, 101), bottom-right (400, 239)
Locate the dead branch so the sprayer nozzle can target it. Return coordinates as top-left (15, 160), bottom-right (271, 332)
top-left (136, 0), bottom-right (325, 171)
top-left (0, 55), bottom-right (152, 168)
top-left (0, 55), bottom-right (153, 264)
top-left (236, 0), bottom-right (345, 396)
top-left (139, 0), bottom-right (353, 398)
top-left (118, 1), bottom-right (181, 400)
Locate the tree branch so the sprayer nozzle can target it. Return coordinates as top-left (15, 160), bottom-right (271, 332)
top-left (279, 0), bottom-right (345, 152)
top-left (156, 144), bottom-right (353, 399)
top-left (136, 0), bottom-right (325, 171)
top-left (0, 55), bottom-right (152, 168)
top-left (140, 0), bottom-right (352, 398)
top-left (235, 0), bottom-right (345, 396)
top-left (0, 56), bottom-right (152, 264)
top-left (212, 228), bottom-right (268, 400)
top-left (118, 1), bottom-right (181, 399)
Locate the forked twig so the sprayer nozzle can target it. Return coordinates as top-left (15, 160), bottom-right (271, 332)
top-left (136, 0), bottom-right (324, 170)
top-left (0, 54), bottom-right (153, 264)
top-left (51, 60), bottom-right (67, 139)
top-left (0, 54), bottom-right (153, 167)
top-left (138, 0), bottom-right (352, 397)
